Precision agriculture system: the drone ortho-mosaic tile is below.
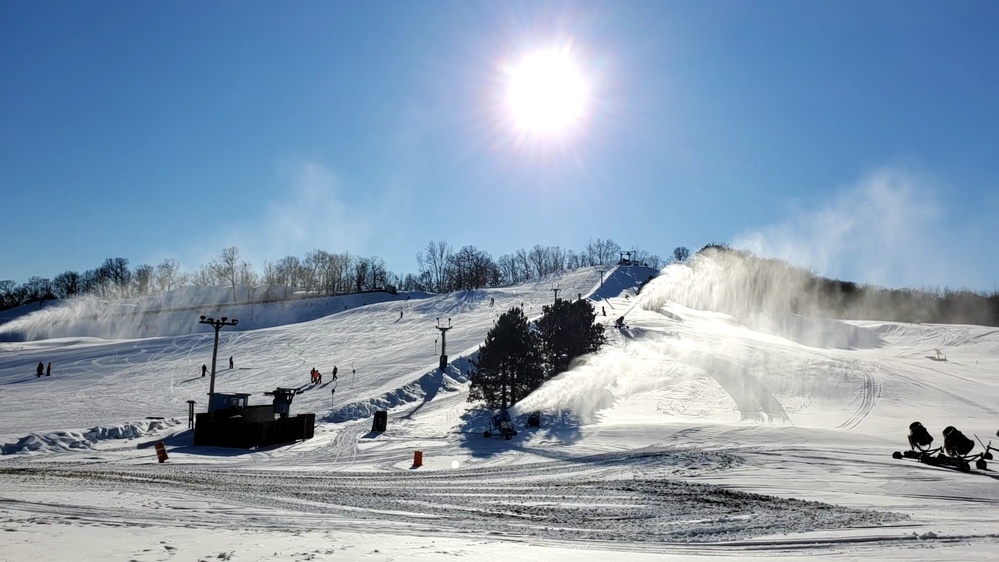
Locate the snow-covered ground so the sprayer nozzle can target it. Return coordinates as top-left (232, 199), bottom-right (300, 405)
top-left (2, 264), bottom-right (999, 561)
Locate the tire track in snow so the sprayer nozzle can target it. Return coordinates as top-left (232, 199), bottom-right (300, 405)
top-left (0, 449), bottom-right (905, 548)
top-left (836, 365), bottom-right (880, 431)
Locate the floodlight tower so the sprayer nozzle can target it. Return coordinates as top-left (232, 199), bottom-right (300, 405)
top-left (198, 315), bottom-right (238, 412)
top-left (435, 317), bottom-right (452, 371)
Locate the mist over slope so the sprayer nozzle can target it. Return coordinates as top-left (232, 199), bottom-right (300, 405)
top-left (0, 287), bottom-right (427, 342)
top-left (640, 253), bottom-right (877, 349)
top-left (644, 247), bottom-right (999, 333)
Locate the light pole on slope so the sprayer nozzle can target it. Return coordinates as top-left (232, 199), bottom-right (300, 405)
top-left (435, 317), bottom-right (452, 371)
top-left (199, 315), bottom-right (238, 412)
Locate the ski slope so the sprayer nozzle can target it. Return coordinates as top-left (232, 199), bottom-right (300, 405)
top-left (2, 264), bottom-right (999, 560)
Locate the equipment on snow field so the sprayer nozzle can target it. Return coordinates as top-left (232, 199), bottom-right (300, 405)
top-left (893, 421), bottom-right (941, 462)
top-left (892, 421), bottom-right (996, 472)
top-left (482, 409), bottom-right (517, 440)
top-left (263, 388), bottom-right (299, 419)
top-left (908, 421), bottom-right (933, 450)
top-left (943, 425), bottom-right (975, 457)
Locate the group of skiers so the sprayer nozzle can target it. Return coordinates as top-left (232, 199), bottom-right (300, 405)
top-left (35, 361), bottom-right (52, 378)
top-left (201, 356), bottom-right (235, 377)
top-left (311, 365), bottom-right (338, 385)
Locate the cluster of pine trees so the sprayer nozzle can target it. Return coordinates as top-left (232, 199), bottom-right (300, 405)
top-left (468, 298), bottom-right (605, 409)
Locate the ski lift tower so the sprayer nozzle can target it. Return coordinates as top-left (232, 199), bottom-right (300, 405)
top-left (435, 317), bottom-right (452, 371)
top-left (198, 315), bottom-right (238, 412)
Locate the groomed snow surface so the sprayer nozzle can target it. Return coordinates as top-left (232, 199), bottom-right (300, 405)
top-left (2, 265), bottom-right (999, 561)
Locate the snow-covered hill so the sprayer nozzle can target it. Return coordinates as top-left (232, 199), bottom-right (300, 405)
top-left (2, 263), bottom-right (999, 561)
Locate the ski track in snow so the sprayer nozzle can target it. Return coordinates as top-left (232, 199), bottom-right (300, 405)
top-left (0, 452), bottom-right (907, 551)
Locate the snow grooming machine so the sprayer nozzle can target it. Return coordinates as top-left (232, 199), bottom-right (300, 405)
top-left (892, 421), bottom-right (996, 472)
top-left (482, 409), bottom-right (518, 440)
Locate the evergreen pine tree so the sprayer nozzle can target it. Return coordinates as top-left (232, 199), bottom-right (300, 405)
top-left (536, 298), bottom-right (605, 377)
top-left (468, 307), bottom-right (543, 409)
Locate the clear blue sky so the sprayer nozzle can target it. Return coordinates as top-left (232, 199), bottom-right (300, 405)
top-left (2, 1), bottom-right (997, 291)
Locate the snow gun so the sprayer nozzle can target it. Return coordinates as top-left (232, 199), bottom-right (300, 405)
top-left (893, 421), bottom-right (998, 472)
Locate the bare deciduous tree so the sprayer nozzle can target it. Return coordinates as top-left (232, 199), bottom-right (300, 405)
top-left (0, 279), bottom-right (18, 308)
top-left (211, 246), bottom-right (241, 301)
top-left (419, 240), bottom-right (452, 293)
top-left (132, 264), bottom-right (154, 296)
top-left (22, 276), bottom-right (52, 302)
top-left (101, 258), bottom-right (131, 297)
top-left (352, 257), bottom-right (370, 292)
top-left (52, 271), bottom-right (81, 299)
top-left (155, 258), bottom-right (181, 293)
top-left (329, 252), bottom-right (353, 294)
top-left (238, 261), bottom-right (258, 289)
top-left (275, 255), bottom-right (302, 289)
top-left (585, 238), bottom-right (620, 266)
top-left (260, 260), bottom-right (279, 286)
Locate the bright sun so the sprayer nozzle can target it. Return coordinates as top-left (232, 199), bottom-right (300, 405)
top-left (505, 48), bottom-right (589, 136)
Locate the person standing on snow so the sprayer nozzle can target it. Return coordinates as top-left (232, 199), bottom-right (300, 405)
top-left (229, 356), bottom-right (234, 369)
top-left (202, 364), bottom-right (208, 377)
top-left (46, 362), bottom-right (52, 376)
top-left (36, 362), bottom-right (44, 378)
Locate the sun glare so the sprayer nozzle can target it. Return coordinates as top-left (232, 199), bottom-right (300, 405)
top-left (505, 48), bottom-right (590, 136)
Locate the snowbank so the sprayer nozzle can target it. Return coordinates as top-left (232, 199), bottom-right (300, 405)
top-left (1, 418), bottom-right (181, 455)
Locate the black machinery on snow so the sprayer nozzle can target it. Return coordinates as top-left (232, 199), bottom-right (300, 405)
top-left (483, 409), bottom-right (517, 440)
top-left (892, 421), bottom-right (999, 472)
